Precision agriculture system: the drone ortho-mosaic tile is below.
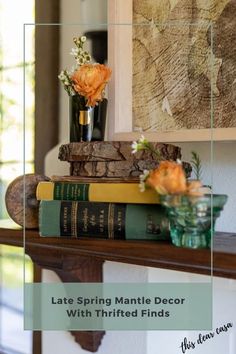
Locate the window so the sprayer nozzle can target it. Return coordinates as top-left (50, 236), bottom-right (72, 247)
top-left (0, 0), bottom-right (35, 218)
top-left (0, 1), bottom-right (35, 353)
top-left (0, 246), bottom-right (33, 354)
top-left (0, 1), bottom-right (60, 352)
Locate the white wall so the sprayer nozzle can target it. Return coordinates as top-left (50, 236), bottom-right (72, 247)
top-left (147, 269), bottom-right (236, 354)
top-left (43, 1), bottom-right (236, 353)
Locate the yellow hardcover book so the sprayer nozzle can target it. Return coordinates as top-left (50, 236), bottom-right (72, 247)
top-left (36, 181), bottom-right (159, 204)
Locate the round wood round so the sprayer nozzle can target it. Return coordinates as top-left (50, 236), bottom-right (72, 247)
top-left (5, 174), bottom-right (50, 229)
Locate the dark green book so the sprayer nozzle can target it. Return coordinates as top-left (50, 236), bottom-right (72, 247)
top-left (39, 200), bottom-right (170, 240)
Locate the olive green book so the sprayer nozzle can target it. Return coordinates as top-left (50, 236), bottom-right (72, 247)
top-left (39, 200), bottom-right (170, 241)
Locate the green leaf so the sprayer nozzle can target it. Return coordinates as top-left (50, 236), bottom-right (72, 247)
top-left (190, 151), bottom-right (202, 180)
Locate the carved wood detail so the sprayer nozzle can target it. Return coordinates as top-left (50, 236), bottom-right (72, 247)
top-left (54, 257), bottom-right (105, 353)
top-left (28, 250), bottom-right (105, 353)
top-left (71, 331), bottom-right (105, 353)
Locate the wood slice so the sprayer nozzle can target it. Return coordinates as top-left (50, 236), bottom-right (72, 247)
top-left (58, 141), bottom-right (182, 162)
top-left (133, 0), bottom-right (236, 130)
top-left (70, 160), bottom-right (192, 178)
top-left (5, 174), bottom-right (50, 229)
top-left (70, 160), bottom-right (158, 178)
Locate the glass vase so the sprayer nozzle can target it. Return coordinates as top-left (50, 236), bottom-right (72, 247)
top-left (160, 194), bottom-right (228, 249)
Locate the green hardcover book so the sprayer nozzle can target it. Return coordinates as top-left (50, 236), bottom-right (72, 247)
top-left (39, 200), bottom-right (170, 241)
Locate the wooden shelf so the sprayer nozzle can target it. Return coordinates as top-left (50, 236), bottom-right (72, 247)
top-left (1, 226), bottom-right (236, 352)
top-left (0, 227), bottom-right (236, 279)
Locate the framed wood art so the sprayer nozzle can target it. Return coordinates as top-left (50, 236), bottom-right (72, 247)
top-left (107, 0), bottom-right (236, 142)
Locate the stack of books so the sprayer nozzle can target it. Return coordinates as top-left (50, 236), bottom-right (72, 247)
top-left (36, 141), bottom-right (189, 241)
top-left (37, 176), bottom-right (170, 241)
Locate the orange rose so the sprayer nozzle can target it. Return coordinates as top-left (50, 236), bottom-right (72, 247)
top-left (186, 180), bottom-right (204, 196)
top-left (72, 64), bottom-right (112, 107)
top-left (146, 161), bottom-right (187, 194)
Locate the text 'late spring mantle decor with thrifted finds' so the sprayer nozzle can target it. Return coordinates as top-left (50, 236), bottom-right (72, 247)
top-left (59, 36), bottom-right (111, 142)
top-left (132, 136), bottom-right (228, 249)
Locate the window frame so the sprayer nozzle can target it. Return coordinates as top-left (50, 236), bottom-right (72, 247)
top-left (35, 0), bottom-right (60, 174)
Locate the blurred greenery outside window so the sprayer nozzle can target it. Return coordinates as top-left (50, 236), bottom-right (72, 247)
top-left (0, 1), bottom-right (35, 218)
top-left (0, 1), bottom-right (35, 353)
top-left (0, 246), bottom-right (33, 354)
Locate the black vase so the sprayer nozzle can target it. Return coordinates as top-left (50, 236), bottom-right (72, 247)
top-left (92, 98), bottom-right (108, 141)
top-left (69, 95), bottom-right (108, 142)
top-left (69, 95), bottom-right (94, 142)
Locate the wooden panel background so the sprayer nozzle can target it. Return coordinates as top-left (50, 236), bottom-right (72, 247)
top-left (133, 0), bottom-right (236, 131)
top-left (108, 0), bottom-right (236, 142)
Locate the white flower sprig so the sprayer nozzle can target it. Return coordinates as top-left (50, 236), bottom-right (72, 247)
top-left (131, 135), bottom-right (162, 160)
top-left (58, 36), bottom-right (91, 96)
top-left (139, 169), bottom-right (150, 192)
top-left (132, 135), bottom-right (163, 192)
top-left (71, 36), bottom-right (91, 65)
top-left (131, 135), bottom-right (148, 153)
top-left (58, 70), bottom-right (76, 96)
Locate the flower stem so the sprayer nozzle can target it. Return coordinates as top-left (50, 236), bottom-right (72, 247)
top-left (144, 142), bottom-right (162, 161)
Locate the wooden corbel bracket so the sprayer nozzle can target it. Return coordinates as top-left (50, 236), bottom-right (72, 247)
top-left (26, 244), bottom-right (105, 353)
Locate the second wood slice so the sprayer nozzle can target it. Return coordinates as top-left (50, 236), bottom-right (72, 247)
top-left (5, 174), bottom-right (50, 229)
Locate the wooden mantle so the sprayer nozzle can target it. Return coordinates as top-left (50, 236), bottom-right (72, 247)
top-left (1, 226), bottom-right (236, 352)
top-left (0, 227), bottom-right (236, 279)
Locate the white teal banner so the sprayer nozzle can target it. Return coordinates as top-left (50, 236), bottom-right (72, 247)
top-left (24, 283), bottom-right (212, 330)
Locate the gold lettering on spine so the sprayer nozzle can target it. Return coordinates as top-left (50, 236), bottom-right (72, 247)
top-left (108, 204), bottom-right (115, 239)
top-left (99, 209), bottom-right (105, 233)
top-left (71, 202), bottom-right (78, 237)
top-left (117, 210), bottom-right (123, 232)
top-left (63, 206), bottom-right (68, 233)
top-left (61, 183), bottom-right (65, 199)
top-left (82, 208), bottom-right (88, 232)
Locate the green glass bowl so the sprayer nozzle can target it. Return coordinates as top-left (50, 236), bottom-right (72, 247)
top-left (160, 194), bottom-right (228, 249)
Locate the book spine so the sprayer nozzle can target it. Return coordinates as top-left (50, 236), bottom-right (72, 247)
top-left (39, 200), bottom-right (169, 241)
top-left (37, 182), bottom-right (160, 204)
top-left (54, 182), bottom-right (89, 201)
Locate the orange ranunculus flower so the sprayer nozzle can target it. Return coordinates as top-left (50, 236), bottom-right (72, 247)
top-left (146, 161), bottom-right (187, 195)
top-left (186, 180), bottom-right (204, 196)
top-left (72, 64), bottom-right (112, 107)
